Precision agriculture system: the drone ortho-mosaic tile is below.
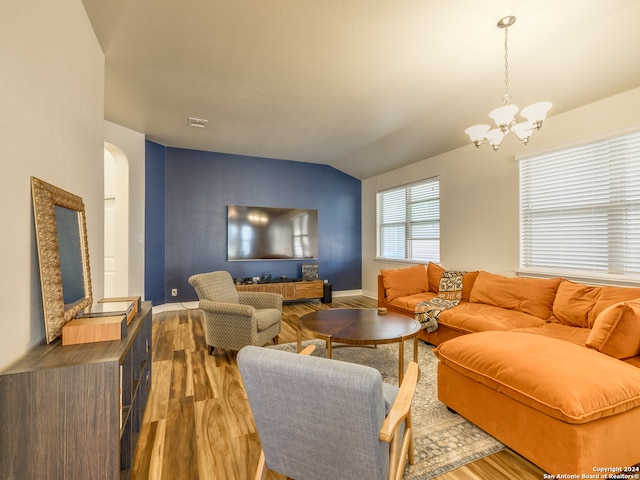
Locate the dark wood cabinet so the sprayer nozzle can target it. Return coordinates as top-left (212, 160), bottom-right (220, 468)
top-left (0, 301), bottom-right (153, 480)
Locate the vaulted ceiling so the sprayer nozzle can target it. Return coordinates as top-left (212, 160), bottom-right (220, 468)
top-left (82, 0), bottom-right (640, 179)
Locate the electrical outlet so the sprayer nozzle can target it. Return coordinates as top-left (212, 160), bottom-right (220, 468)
top-left (171, 288), bottom-right (178, 297)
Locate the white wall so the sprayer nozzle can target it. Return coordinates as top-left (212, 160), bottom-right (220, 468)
top-left (362, 87), bottom-right (640, 298)
top-left (104, 121), bottom-right (146, 299)
top-left (0, 1), bottom-right (105, 369)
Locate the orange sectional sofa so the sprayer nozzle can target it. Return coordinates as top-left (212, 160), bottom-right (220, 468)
top-left (377, 263), bottom-right (640, 474)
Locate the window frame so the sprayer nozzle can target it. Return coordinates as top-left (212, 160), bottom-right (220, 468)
top-left (518, 129), bottom-right (640, 284)
top-left (376, 176), bottom-right (440, 263)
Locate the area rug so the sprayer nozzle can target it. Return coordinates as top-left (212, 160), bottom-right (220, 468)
top-left (269, 339), bottom-right (505, 479)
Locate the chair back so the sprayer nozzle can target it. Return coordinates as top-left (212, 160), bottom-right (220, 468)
top-left (237, 346), bottom-right (390, 480)
top-left (188, 271), bottom-right (239, 304)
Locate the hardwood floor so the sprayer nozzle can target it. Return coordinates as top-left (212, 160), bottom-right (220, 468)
top-left (131, 295), bottom-right (545, 480)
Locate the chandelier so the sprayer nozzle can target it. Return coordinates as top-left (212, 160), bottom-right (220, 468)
top-left (465, 16), bottom-right (552, 151)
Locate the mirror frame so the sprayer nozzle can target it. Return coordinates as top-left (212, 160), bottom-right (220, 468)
top-left (31, 177), bottom-right (93, 343)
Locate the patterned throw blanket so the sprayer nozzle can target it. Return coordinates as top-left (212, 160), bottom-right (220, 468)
top-left (415, 271), bottom-right (465, 333)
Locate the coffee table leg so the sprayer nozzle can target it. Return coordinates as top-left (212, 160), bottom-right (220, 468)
top-left (297, 327), bottom-right (302, 353)
top-left (327, 337), bottom-right (332, 359)
top-left (398, 340), bottom-right (405, 384)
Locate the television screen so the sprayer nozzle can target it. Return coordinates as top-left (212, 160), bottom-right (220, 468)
top-left (227, 205), bottom-right (318, 261)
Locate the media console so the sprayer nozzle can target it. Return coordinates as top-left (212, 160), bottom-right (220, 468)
top-left (236, 279), bottom-right (325, 302)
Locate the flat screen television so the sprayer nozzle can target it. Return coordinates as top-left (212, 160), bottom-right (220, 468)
top-left (227, 205), bottom-right (318, 261)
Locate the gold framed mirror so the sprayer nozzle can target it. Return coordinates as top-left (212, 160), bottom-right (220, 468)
top-left (32, 177), bottom-right (93, 343)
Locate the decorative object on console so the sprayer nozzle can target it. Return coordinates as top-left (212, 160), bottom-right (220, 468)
top-left (31, 177), bottom-right (93, 343)
top-left (99, 296), bottom-right (141, 314)
top-left (79, 300), bottom-right (136, 324)
top-left (62, 314), bottom-right (127, 345)
top-left (260, 272), bottom-right (272, 282)
top-left (301, 263), bottom-right (319, 280)
top-left (464, 16), bottom-right (552, 151)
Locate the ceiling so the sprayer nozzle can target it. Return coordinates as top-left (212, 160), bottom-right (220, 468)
top-left (82, 0), bottom-right (640, 179)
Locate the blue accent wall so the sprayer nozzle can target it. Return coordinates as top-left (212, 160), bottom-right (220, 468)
top-left (145, 142), bottom-right (362, 304)
top-left (145, 141), bottom-right (166, 306)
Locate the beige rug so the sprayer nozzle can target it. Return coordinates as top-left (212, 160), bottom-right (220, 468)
top-left (270, 339), bottom-right (504, 479)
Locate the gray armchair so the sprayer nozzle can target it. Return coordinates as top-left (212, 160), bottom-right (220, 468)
top-left (188, 271), bottom-right (282, 354)
top-left (237, 344), bottom-right (418, 480)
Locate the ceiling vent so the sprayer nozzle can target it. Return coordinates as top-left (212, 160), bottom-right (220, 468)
top-left (188, 117), bottom-right (208, 128)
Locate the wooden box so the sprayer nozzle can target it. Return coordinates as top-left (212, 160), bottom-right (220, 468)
top-left (62, 315), bottom-right (127, 346)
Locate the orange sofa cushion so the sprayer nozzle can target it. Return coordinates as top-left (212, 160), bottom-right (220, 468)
top-left (426, 262), bottom-right (445, 293)
top-left (434, 331), bottom-right (640, 424)
top-left (380, 264), bottom-right (428, 301)
top-left (460, 271), bottom-right (479, 301)
top-left (586, 300), bottom-right (640, 359)
top-left (469, 272), bottom-right (561, 320)
top-left (514, 323), bottom-right (591, 347)
top-left (550, 280), bottom-right (640, 328)
top-left (438, 303), bottom-right (546, 333)
top-left (387, 291), bottom-right (437, 312)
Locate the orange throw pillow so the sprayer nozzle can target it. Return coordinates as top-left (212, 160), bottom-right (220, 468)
top-left (461, 271), bottom-right (479, 301)
top-left (380, 264), bottom-right (429, 301)
top-left (427, 262), bottom-right (445, 293)
top-left (587, 300), bottom-right (640, 359)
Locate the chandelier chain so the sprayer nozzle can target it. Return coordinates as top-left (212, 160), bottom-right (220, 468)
top-left (503, 26), bottom-right (511, 105)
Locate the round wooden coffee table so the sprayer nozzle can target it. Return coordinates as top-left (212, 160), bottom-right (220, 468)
top-left (297, 308), bottom-right (421, 384)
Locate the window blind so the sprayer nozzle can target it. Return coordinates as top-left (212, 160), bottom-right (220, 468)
top-left (519, 131), bottom-right (640, 279)
top-left (376, 177), bottom-right (440, 262)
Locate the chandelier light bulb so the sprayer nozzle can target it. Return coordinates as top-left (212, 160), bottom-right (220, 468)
top-left (521, 101), bottom-right (553, 128)
top-left (513, 121), bottom-right (533, 144)
top-left (489, 104), bottom-right (519, 131)
top-left (464, 124), bottom-right (491, 147)
top-left (486, 128), bottom-right (505, 150)
top-left (464, 16), bottom-right (552, 151)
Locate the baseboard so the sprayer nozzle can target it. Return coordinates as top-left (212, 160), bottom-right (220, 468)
top-left (361, 290), bottom-right (377, 300)
top-left (332, 289), bottom-right (362, 297)
top-left (153, 301), bottom-right (198, 313)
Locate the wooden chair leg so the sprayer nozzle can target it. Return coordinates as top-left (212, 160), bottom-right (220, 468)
top-left (407, 411), bottom-right (414, 465)
top-left (255, 450), bottom-right (268, 480)
top-left (208, 345), bottom-right (214, 355)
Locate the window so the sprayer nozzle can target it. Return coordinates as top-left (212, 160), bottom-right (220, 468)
top-left (376, 177), bottom-right (440, 262)
top-left (519, 131), bottom-right (640, 280)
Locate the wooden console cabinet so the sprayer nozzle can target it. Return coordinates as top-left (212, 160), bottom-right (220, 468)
top-left (236, 279), bottom-right (324, 301)
top-left (0, 301), bottom-right (153, 480)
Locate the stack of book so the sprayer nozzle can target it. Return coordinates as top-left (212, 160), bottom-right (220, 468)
top-left (80, 301), bottom-right (135, 324)
top-left (61, 297), bottom-right (140, 346)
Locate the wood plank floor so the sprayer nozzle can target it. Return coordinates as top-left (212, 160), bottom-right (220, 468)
top-left (131, 295), bottom-right (545, 480)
